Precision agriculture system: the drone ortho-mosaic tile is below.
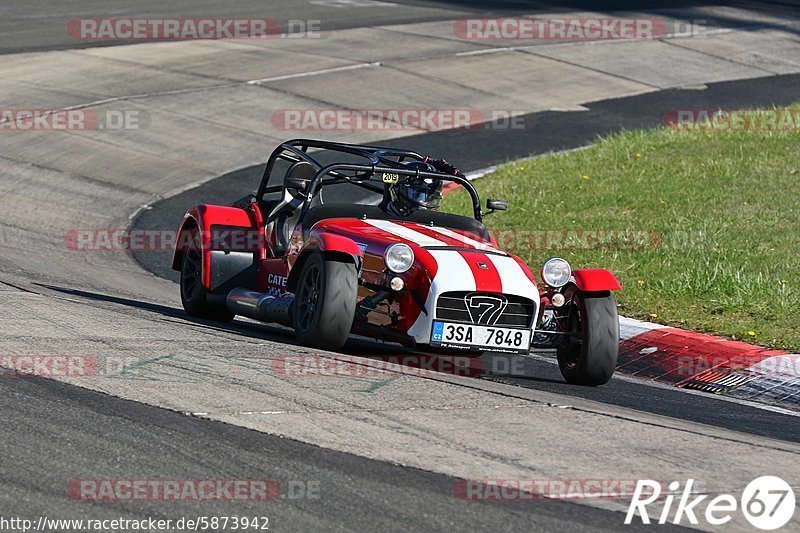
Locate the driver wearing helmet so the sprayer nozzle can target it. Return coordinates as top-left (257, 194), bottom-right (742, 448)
top-left (385, 157), bottom-right (462, 217)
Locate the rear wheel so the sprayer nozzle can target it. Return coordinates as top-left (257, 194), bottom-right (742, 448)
top-left (179, 229), bottom-right (234, 322)
top-left (556, 293), bottom-right (619, 386)
top-left (293, 253), bottom-right (357, 350)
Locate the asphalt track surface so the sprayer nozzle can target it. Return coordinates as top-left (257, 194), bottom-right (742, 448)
top-left (6, 373), bottom-right (679, 532)
top-left (134, 73), bottom-right (800, 444)
top-left (4, 0), bottom-right (800, 54)
top-left (3, 1), bottom-right (800, 531)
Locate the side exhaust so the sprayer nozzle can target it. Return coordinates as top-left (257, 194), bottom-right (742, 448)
top-left (226, 288), bottom-right (293, 326)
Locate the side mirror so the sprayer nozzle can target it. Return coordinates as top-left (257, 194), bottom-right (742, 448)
top-left (285, 177), bottom-right (309, 193)
top-left (486, 198), bottom-right (509, 213)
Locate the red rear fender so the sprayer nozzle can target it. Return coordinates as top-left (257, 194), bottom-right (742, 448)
top-left (172, 205), bottom-right (257, 290)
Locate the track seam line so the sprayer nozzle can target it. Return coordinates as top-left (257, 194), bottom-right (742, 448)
top-left (659, 38), bottom-right (782, 75)
top-left (517, 47), bottom-right (663, 89)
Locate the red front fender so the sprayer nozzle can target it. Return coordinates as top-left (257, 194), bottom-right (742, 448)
top-left (287, 231), bottom-right (363, 292)
top-left (308, 231), bottom-right (364, 259)
top-left (571, 268), bottom-right (622, 292)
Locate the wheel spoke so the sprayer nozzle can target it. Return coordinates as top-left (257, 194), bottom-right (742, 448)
top-left (299, 305), bottom-right (312, 330)
top-left (185, 277), bottom-right (196, 295)
top-left (562, 304), bottom-right (583, 369)
top-left (181, 238), bottom-right (203, 301)
top-left (187, 254), bottom-right (200, 271)
top-left (295, 263), bottom-right (323, 331)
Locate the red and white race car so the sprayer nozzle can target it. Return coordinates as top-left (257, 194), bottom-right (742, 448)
top-left (173, 140), bottom-right (622, 385)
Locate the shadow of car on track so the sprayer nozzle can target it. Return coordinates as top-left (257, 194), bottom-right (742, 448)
top-left (36, 284), bottom-right (561, 384)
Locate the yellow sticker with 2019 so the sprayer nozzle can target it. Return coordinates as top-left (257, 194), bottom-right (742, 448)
top-left (382, 173), bottom-right (400, 184)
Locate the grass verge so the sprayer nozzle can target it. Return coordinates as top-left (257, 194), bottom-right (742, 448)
top-left (442, 106), bottom-right (800, 350)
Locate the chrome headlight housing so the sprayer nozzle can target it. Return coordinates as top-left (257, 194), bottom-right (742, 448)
top-left (384, 243), bottom-right (414, 273)
top-left (541, 257), bottom-right (571, 288)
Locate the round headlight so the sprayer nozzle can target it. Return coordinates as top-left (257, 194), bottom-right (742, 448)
top-left (541, 257), bottom-right (571, 287)
top-left (385, 243), bottom-right (414, 273)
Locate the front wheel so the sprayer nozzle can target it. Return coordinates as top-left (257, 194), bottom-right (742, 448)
top-left (293, 253), bottom-right (357, 350)
top-left (556, 293), bottom-right (619, 386)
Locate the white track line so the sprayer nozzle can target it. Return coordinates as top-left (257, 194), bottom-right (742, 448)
top-left (246, 62), bottom-right (381, 85)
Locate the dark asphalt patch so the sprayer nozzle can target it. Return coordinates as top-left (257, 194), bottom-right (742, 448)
top-left (0, 373), bottom-right (677, 532)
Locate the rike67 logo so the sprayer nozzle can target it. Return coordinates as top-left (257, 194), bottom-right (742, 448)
top-left (626, 476), bottom-right (796, 530)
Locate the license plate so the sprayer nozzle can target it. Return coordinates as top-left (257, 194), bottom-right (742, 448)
top-left (430, 321), bottom-right (531, 353)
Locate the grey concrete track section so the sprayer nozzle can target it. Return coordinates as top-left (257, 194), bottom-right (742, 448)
top-left (1, 2), bottom-right (799, 530)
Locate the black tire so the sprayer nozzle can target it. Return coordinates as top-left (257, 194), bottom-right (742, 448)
top-left (556, 293), bottom-right (619, 386)
top-left (293, 253), bottom-right (357, 350)
top-left (179, 230), bottom-right (235, 322)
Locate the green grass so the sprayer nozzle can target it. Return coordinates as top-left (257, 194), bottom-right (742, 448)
top-left (442, 106), bottom-right (800, 350)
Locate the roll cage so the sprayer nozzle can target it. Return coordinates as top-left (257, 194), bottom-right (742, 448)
top-left (256, 139), bottom-right (485, 222)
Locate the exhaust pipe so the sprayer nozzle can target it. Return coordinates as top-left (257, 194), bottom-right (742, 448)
top-left (227, 288), bottom-right (293, 326)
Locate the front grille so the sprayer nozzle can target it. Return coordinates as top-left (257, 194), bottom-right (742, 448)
top-left (436, 291), bottom-right (535, 327)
